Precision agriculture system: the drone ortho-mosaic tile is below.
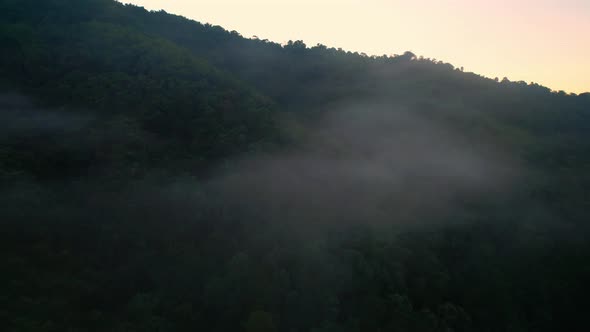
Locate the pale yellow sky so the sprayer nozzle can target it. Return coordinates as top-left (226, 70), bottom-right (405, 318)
top-left (122, 0), bottom-right (590, 93)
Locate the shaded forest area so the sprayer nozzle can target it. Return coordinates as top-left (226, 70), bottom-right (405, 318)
top-left (1, 0), bottom-right (590, 331)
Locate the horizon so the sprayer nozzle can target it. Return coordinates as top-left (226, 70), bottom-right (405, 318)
top-left (121, 0), bottom-right (589, 94)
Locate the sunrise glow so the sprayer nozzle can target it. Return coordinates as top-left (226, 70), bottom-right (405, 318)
top-left (122, 0), bottom-right (589, 93)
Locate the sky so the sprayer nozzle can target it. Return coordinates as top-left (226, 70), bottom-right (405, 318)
top-left (122, 0), bottom-right (589, 94)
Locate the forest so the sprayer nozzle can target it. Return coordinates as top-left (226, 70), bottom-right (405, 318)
top-left (1, 0), bottom-right (590, 331)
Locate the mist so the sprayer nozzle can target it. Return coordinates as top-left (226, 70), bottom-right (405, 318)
top-left (0, 97), bottom-right (519, 235)
top-left (4, 1), bottom-right (589, 330)
top-left (204, 103), bottom-right (519, 230)
top-left (0, 93), bottom-right (93, 139)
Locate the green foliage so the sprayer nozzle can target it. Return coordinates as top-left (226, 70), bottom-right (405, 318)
top-left (1, 1), bottom-right (589, 332)
top-left (0, 0), bottom-right (279, 179)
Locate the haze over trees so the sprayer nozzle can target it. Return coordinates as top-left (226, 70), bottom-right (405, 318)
top-left (1, 0), bottom-right (590, 331)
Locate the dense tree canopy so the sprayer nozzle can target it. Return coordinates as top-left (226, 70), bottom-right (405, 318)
top-left (1, 0), bottom-right (589, 331)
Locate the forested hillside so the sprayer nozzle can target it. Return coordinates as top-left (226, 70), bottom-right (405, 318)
top-left (1, 0), bottom-right (590, 331)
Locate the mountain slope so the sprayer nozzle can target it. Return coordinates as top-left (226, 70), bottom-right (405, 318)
top-left (1, 1), bottom-right (590, 332)
top-left (1, 0), bottom-right (278, 179)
